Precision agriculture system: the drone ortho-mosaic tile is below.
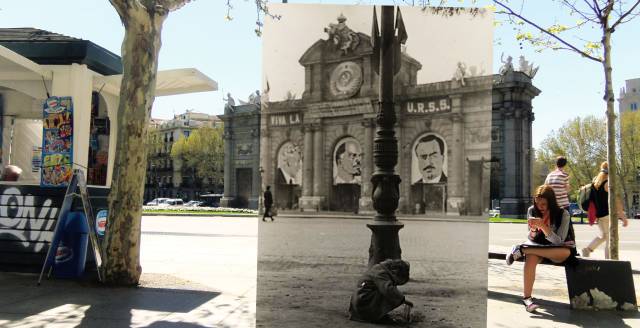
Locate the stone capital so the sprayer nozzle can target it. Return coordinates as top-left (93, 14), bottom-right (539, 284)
top-left (450, 113), bottom-right (463, 123)
top-left (361, 118), bottom-right (376, 128)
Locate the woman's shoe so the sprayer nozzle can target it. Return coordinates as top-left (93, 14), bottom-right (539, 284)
top-left (506, 245), bottom-right (523, 265)
top-left (522, 297), bottom-right (539, 313)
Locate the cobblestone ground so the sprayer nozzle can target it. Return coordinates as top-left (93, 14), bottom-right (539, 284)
top-left (256, 218), bottom-right (489, 328)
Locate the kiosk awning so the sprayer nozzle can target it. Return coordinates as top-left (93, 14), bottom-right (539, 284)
top-left (0, 45), bottom-right (52, 81)
top-left (95, 68), bottom-right (218, 97)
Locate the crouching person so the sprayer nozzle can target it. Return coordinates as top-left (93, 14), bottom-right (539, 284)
top-left (349, 259), bottom-right (413, 323)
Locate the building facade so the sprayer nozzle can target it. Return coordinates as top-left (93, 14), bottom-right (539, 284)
top-left (259, 17), bottom-right (539, 217)
top-left (144, 111), bottom-right (223, 202)
top-left (619, 78), bottom-right (640, 113)
top-left (220, 103), bottom-right (261, 209)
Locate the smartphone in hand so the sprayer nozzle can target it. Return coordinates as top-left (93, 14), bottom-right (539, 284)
top-left (528, 217), bottom-right (541, 230)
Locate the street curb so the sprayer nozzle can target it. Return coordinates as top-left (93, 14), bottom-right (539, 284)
top-left (142, 213), bottom-right (257, 218)
top-left (141, 212), bottom-right (487, 223)
top-left (274, 214), bottom-right (488, 223)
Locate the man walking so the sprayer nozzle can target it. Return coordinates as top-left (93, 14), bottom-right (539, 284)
top-left (263, 185), bottom-right (275, 222)
top-left (545, 156), bottom-right (570, 210)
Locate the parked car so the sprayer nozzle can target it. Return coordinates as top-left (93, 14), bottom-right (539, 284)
top-left (489, 207), bottom-right (500, 218)
top-left (568, 203), bottom-right (585, 217)
top-left (184, 200), bottom-right (204, 207)
top-left (146, 198), bottom-right (170, 206)
top-left (166, 199), bottom-right (184, 206)
top-left (199, 193), bottom-right (223, 207)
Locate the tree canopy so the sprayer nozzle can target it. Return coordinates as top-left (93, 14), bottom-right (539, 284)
top-left (171, 125), bottom-right (225, 187)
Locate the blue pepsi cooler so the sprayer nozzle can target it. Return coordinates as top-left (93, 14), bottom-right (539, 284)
top-left (53, 211), bottom-right (89, 278)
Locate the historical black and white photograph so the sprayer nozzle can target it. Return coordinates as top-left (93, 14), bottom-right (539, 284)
top-left (257, 3), bottom-right (494, 327)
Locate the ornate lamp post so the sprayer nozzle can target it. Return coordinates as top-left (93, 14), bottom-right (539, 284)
top-left (367, 6), bottom-right (407, 267)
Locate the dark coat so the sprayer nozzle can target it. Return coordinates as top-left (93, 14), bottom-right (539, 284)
top-left (349, 260), bottom-right (408, 322)
top-left (263, 190), bottom-right (273, 207)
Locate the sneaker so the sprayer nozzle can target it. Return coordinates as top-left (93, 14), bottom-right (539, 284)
top-left (522, 297), bottom-right (539, 313)
top-left (582, 247), bottom-right (591, 257)
top-left (506, 245), bottom-right (523, 265)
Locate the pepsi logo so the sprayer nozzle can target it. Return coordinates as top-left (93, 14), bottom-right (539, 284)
top-left (46, 97), bottom-right (58, 108)
top-left (55, 244), bottom-right (74, 263)
top-left (96, 210), bottom-right (108, 236)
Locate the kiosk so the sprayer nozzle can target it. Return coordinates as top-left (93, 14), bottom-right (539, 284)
top-left (0, 28), bottom-right (217, 272)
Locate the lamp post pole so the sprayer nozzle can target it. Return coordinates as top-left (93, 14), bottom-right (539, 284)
top-left (367, 6), bottom-right (406, 267)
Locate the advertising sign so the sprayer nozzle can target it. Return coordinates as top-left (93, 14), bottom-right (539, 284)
top-left (41, 97), bottom-right (73, 188)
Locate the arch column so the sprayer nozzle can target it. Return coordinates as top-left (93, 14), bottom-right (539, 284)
top-left (310, 122), bottom-right (326, 210)
top-left (359, 118), bottom-right (375, 213)
top-left (220, 126), bottom-right (235, 207)
top-left (299, 124), bottom-right (317, 211)
top-left (447, 95), bottom-right (465, 215)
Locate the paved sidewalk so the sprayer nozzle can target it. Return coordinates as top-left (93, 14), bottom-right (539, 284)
top-left (487, 258), bottom-right (640, 327)
top-left (0, 216), bottom-right (258, 328)
top-left (276, 211), bottom-right (487, 223)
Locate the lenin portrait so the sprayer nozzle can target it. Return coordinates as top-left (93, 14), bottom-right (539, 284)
top-left (333, 138), bottom-right (362, 185)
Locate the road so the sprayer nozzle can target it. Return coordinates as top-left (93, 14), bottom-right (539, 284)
top-left (489, 219), bottom-right (640, 265)
top-left (140, 215), bottom-right (258, 327)
top-left (257, 217), bottom-right (489, 327)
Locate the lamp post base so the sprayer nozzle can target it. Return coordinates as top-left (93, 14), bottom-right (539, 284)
top-left (366, 221), bottom-right (404, 267)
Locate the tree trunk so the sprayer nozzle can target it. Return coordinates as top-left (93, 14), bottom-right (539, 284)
top-left (602, 10), bottom-right (619, 260)
top-left (102, 5), bottom-right (167, 285)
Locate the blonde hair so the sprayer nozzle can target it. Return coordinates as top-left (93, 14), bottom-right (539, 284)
top-left (593, 161), bottom-right (608, 190)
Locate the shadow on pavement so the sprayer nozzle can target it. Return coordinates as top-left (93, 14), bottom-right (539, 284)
top-left (0, 272), bottom-right (219, 327)
top-left (489, 290), bottom-right (639, 328)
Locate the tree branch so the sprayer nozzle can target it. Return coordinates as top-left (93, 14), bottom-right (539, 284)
top-left (157, 0), bottom-right (192, 12)
top-left (561, 0), bottom-right (599, 23)
top-left (611, 0), bottom-right (640, 30)
top-left (581, 0), bottom-right (598, 14)
top-left (493, 0), bottom-right (602, 62)
top-left (109, 0), bottom-right (129, 20)
top-left (593, 0), bottom-right (602, 16)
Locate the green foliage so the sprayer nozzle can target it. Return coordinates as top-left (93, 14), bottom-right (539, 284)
top-left (537, 113), bottom-right (640, 202)
top-left (171, 125), bottom-right (225, 186)
top-left (537, 116), bottom-right (607, 199)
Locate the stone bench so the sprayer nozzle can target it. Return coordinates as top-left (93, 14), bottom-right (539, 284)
top-left (489, 252), bottom-right (638, 311)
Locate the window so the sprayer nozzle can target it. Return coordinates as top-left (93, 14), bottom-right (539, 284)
top-left (631, 103), bottom-right (638, 111)
top-left (184, 130), bottom-right (190, 138)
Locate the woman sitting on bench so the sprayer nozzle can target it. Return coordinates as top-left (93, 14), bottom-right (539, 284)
top-left (506, 184), bottom-right (577, 312)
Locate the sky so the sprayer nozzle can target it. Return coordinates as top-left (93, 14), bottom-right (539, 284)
top-left (2, 0), bottom-right (639, 148)
top-left (263, 3), bottom-right (492, 100)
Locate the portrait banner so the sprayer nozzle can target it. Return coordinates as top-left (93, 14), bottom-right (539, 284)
top-left (277, 141), bottom-right (302, 185)
top-left (411, 133), bottom-right (448, 185)
top-left (333, 137), bottom-right (362, 185)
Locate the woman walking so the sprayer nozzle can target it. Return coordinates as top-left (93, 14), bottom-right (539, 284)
top-left (582, 162), bottom-right (628, 259)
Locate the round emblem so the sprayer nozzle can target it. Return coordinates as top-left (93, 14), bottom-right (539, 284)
top-left (96, 210), bottom-right (108, 237)
top-left (329, 61), bottom-right (363, 99)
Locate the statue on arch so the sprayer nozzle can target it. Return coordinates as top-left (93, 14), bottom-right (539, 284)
top-left (223, 92), bottom-right (236, 112)
top-left (499, 53), bottom-right (514, 75)
top-left (518, 55), bottom-right (539, 78)
top-left (452, 61), bottom-right (467, 86)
